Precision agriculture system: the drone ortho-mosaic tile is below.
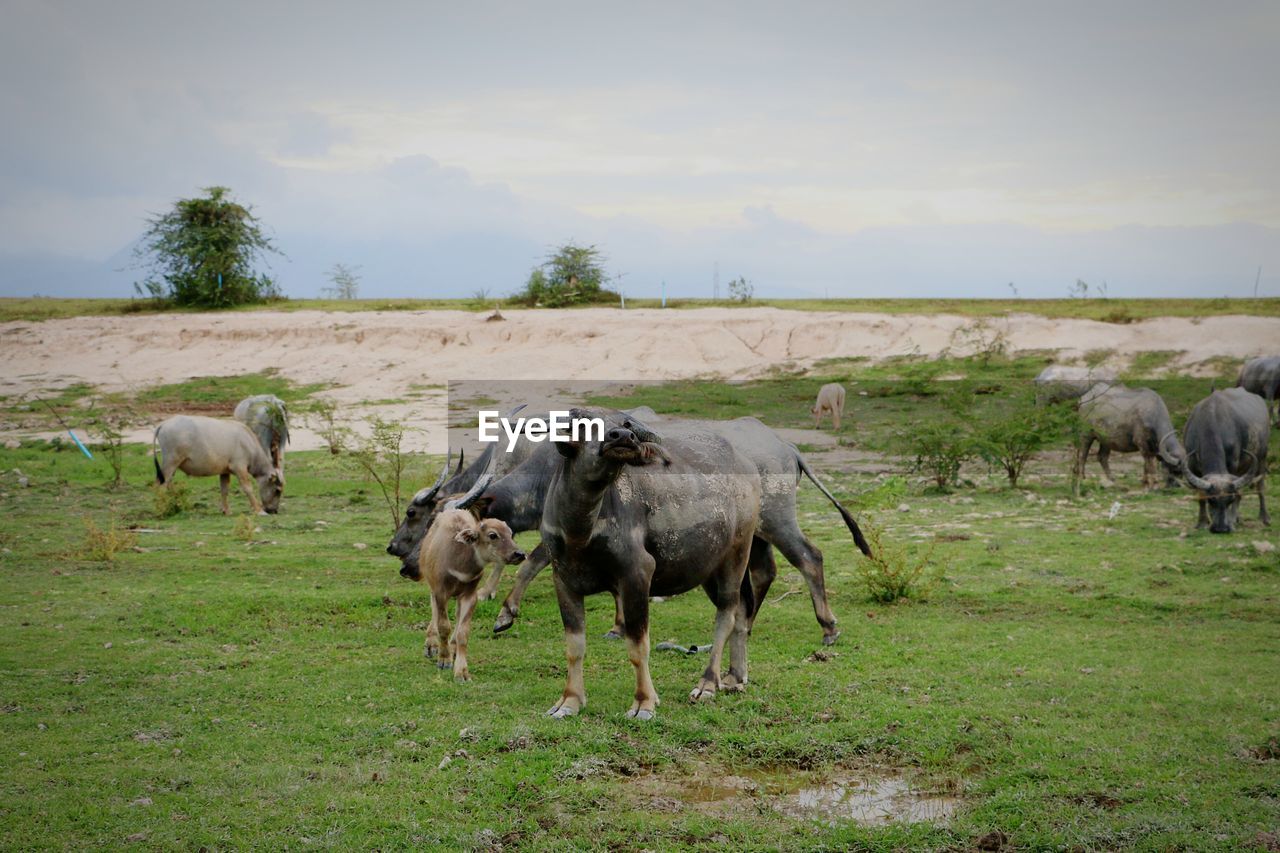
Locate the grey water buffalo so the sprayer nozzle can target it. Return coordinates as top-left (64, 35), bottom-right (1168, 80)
top-left (403, 508), bottom-right (525, 682)
top-left (1075, 385), bottom-right (1187, 491)
top-left (541, 408), bottom-right (762, 720)
top-left (1182, 388), bottom-right (1270, 533)
top-left (1237, 356), bottom-right (1280, 426)
top-left (233, 394), bottom-right (289, 472)
top-left (154, 415), bottom-right (284, 514)
top-left (811, 383), bottom-right (846, 430)
top-left (1035, 365), bottom-right (1116, 405)
top-left (454, 411), bottom-right (871, 645)
top-left (387, 406), bottom-right (657, 593)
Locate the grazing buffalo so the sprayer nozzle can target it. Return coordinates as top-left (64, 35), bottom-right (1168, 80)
top-left (1035, 365), bottom-right (1116, 405)
top-left (541, 408), bottom-right (762, 719)
top-left (154, 415), bottom-right (284, 514)
top-left (811, 383), bottom-right (846, 430)
top-left (453, 412), bottom-right (871, 645)
top-left (233, 395), bottom-right (289, 473)
top-left (404, 508), bottom-right (525, 682)
top-left (1075, 385), bottom-right (1187, 491)
top-left (1237, 356), bottom-right (1280, 426)
top-left (1182, 388), bottom-right (1270, 533)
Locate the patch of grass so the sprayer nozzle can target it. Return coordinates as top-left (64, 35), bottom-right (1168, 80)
top-left (1, 389), bottom-right (1278, 848)
top-left (134, 371), bottom-right (327, 413)
top-left (1124, 350), bottom-right (1185, 378)
top-left (5, 296), bottom-right (1280, 323)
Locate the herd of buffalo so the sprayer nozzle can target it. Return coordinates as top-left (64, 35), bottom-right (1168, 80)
top-left (147, 355), bottom-right (1278, 719)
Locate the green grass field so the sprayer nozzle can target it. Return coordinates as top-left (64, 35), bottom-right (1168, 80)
top-left (2, 358), bottom-right (1278, 849)
top-left (3, 295), bottom-right (1279, 323)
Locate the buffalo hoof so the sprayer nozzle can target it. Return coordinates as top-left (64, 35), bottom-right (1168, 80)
top-left (546, 702), bottom-right (580, 719)
top-left (625, 706), bottom-right (656, 721)
top-left (689, 685), bottom-right (717, 702)
top-left (454, 671), bottom-right (471, 683)
top-left (478, 590), bottom-right (496, 602)
top-left (436, 660), bottom-right (453, 670)
top-left (493, 609), bottom-right (515, 634)
top-left (721, 674), bottom-right (747, 693)
top-left (603, 629), bottom-right (623, 640)
top-left (822, 630), bottom-right (841, 646)
top-left (424, 644), bottom-right (438, 659)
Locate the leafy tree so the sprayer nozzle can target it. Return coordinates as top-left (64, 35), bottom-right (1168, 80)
top-left (514, 242), bottom-right (616, 307)
top-left (727, 276), bottom-right (754, 303)
top-left (134, 186), bottom-right (281, 308)
top-left (322, 263), bottom-right (361, 300)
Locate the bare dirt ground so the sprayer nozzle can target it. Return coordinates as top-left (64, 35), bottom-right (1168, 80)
top-left (2, 307), bottom-right (1277, 452)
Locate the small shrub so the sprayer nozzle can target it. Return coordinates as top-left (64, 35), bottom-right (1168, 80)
top-left (348, 417), bottom-right (412, 527)
top-left (87, 411), bottom-right (134, 489)
top-left (902, 420), bottom-right (974, 491)
top-left (727, 276), bottom-right (754, 303)
top-left (304, 398), bottom-right (344, 455)
top-left (975, 398), bottom-right (1079, 488)
top-left (152, 480), bottom-right (192, 518)
top-left (855, 521), bottom-right (940, 604)
top-left (233, 514), bottom-right (258, 542)
top-left (81, 518), bottom-right (137, 563)
top-left (948, 318), bottom-right (1009, 366)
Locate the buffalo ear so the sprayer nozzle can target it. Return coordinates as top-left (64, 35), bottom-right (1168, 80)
top-left (454, 528), bottom-right (479, 545)
top-left (626, 441), bottom-right (671, 467)
top-left (471, 495), bottom-right (495, 517)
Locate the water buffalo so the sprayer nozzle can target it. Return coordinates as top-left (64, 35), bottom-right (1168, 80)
top-left (1035, 365), bottom-right (1116, 405)
top-left (405, 508), bottom-right (525, 682)
top-left (455, 412), bottom-right (871, 645)
top-left (541, 408), bottom-right (762, 720)
top-left (1074, 385), bottom-right (1187, 491)
top-left (154, 415), bottom-right (284, 514)
top-left (387, 406), bottom-right (657, 593)
top-left (1237, 356), bottom-right (1280, 426)
top-left (1182, 388), bottom-right (1270, 533)
top-left (233, 394), bottom-right (289, 473)
top-left (811, 383), bottom-right (846, 430)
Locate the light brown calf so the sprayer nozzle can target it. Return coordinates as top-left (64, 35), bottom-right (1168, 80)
top-left (811, 383), bottom-right (846, 430)
top-left (412, 509), bottom-right (525, 681)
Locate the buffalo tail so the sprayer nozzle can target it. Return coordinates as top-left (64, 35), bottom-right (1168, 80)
top-left (795, 450), bottom-right (873, 558)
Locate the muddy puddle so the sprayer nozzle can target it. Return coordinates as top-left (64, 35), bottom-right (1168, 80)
top-left (633, 764), bottom-right (959, 826)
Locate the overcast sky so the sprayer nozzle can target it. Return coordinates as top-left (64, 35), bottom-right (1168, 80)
top-left (2, 0), bottom-right (1277, 299)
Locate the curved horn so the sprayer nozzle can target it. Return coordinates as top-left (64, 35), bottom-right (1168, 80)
top-left (1182, 466), bottom-right (1212, 492)
top-left (446, 444), bottom-right (501, 511)
top-left (453, 447), bottom-right (465, 476)
top-left (1232, 449), bottom-right (1260, 491)
top-left (412, 453), bottom-right (453, 507)
top-left (1156, 430), bottom-right (1184, 470)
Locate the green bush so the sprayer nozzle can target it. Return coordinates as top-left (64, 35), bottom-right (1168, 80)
top-left (133, 186), bottom-right (281, 308)
top-left (903, 419), bottom-right (974, 490)
top-left (975, 397), bottom-right (1078, 488)
top-left (855, 520), bottom-right (940, 603)
top-left (511, 243), bottom-right (618, 307)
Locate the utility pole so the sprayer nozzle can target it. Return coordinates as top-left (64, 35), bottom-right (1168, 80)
top-left (1255, 266), bottom-right (1262, 299)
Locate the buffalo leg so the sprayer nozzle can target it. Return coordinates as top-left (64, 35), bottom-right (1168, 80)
top-left (722, 589), bottom-right (754, 693)
top-left (231, 465), bottom-right (264, 514)
top-left (546, 573), bottom-right (587, 719)
top-left (603, 593), bottom-right (625, 640)
top-left (831, 406), bottom-right (841, 432)
top-left (449, 589), bottom-right (478, 682)
top-left (1073, 435), bottom-right (1094, 496)
top-left (478, 563), bottom-right (504, 601)
top-left (771, 530), bottom-right (839, 645)
top-left (423, 592), bottom-right (440, 659)
top-left (428, 592), bottom-right (452, 665)
top-left (1141, 453), bottom-right (1157, 490)
top-left (619, 574), bottom-right (658, 719)
top-left (494, 544), bottom-right (551, 633)
top-left (1259, 477), bottom-right (1270, 526)
top-left (1196, 496), bottom-right (1210, 529)
top-left (219, 473), bottom-right (231, 515)
top-left (691, 579), bottom-right (739, 702)
top-left (1097, 445), bottom-right (1115, 487)
top-left (744, 537), bottom-right (777, 632)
